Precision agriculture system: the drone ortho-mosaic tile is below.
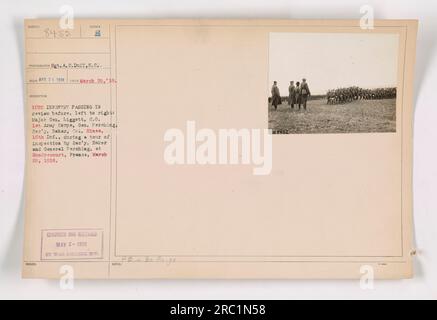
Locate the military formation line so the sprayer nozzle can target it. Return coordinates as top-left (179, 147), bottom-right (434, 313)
top-left (271, 81), bottom-right (396, 109)
top-left (326, 86), bottom-right (397, 105)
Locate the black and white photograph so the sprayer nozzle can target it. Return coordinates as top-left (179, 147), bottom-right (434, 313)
top-left (268, 32), bottom-right (399, 134)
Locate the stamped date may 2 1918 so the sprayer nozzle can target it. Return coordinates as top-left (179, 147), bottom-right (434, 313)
top-left (41, 229), bottom-right (103, 260)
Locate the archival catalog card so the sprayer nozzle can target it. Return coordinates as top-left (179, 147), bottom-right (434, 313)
top-left (23, 19), bottom-right (418, 279)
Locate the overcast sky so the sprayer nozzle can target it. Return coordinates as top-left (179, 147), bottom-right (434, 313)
top-left (269, 32), bottom-right (399, 95)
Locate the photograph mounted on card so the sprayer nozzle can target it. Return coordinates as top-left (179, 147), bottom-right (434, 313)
top-left (23, 19), bottom-right (417, 279)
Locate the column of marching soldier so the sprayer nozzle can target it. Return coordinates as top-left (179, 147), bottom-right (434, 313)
top-left (270, 79), bottom-right (311, 111)
top-left (271, 81), bottom-right (397, 109)
top-left (326, 87), bottom-right (396, 104)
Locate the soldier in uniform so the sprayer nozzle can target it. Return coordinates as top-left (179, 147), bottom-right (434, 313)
top-left (300, 78), bottom-right (311, 110)
top-left (288, 81), bottom-right (296, 109)
top-left (271, 81), bottom-right (281, 110)
top-left (295, 81), bottom-right (301, 109)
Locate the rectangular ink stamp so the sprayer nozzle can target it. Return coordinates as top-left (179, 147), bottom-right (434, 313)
top-left (41, 229), bottom-right (104, 260)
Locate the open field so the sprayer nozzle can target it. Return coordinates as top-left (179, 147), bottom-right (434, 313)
top-left (268, 98), bottom-right (396, 134)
